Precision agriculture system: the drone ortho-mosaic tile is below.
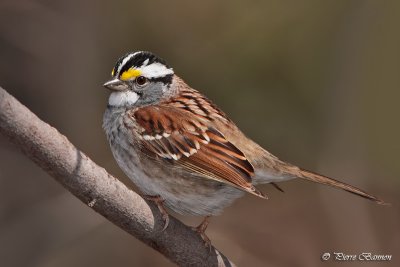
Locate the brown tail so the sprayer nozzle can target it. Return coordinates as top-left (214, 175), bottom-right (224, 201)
top-left (298, 168), bottom-right (387, 205)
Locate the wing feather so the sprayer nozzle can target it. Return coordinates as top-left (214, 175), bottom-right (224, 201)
top-left (132, 102), bottom-right (265, 198)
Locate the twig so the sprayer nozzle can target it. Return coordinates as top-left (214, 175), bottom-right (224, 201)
top-left (0, 87), bottom-right (236, 267)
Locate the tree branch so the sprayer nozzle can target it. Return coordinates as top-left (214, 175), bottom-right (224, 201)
top-left (0, 87), bottom-right (236, 267)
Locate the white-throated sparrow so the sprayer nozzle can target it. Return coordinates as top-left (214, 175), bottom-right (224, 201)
top-left (103, 51), bottom-right (385, 240)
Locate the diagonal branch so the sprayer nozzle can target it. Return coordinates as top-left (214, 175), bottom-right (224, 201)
top-left (0, 87), bottom-right (236, 267)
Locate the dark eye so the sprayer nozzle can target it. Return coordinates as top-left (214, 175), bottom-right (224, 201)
top-left (136, 76), bottom-right (148, 87)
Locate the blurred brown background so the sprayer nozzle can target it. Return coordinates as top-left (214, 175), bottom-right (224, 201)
top-left (0, 0), bottom-right (399, 266)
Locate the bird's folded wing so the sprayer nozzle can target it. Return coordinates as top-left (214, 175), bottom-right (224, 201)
top-left (132, 105), bottom-right (265, 198)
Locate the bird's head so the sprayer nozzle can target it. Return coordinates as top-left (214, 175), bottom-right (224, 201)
top-left (104, 51), bottom-right (175, 107)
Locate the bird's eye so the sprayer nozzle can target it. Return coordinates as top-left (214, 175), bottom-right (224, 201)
top-left (135, 76), bottom-right (148, 87)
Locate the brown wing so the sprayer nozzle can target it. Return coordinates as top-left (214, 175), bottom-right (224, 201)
top-left (132, 105), bottom-right (265, 198)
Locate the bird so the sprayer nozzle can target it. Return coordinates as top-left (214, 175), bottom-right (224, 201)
top-left (102, 51), bottom-right (385, 243)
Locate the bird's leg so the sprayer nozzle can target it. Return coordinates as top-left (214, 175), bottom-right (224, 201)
top-left (192, 216), bottom-right (211, 247)
top-left (143, 195), bottom-right (170, 231)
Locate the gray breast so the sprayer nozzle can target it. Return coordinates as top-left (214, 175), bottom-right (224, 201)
top-left (103, 106), bottom-right (246, 216)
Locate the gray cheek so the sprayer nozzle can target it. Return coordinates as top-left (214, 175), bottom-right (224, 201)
top-left (136, 82), bottom-right (165, 106)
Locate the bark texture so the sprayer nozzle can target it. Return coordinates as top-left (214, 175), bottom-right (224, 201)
top-left (0, 87), bottom-right (236, 267)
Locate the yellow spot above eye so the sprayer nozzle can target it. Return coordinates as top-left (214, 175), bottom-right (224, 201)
top-left (111, 69), bottom-right (115, 76)
top-left (120, 68), bottom-right (142, 80)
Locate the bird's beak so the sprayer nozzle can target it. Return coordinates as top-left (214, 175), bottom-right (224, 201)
top-left (103, 78), bottom-right (129, 91)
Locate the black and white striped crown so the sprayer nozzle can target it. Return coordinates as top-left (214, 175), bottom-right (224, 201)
top-left (111, 51), bottom-right (174, 80)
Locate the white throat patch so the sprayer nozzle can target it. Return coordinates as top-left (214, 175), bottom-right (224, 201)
top-left (108, 91), bottom-right (139, 107)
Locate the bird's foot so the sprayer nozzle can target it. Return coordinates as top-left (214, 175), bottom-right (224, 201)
top-left (143, 194), bottom-right (170, 231)
top-left (192, 216), bottom-right (211, 248)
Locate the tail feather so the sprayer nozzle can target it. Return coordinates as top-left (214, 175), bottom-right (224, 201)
top-left (298, 168), bottom-right (387, 205)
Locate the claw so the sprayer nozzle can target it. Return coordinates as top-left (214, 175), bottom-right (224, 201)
top-left (192, 216), bottom-right (211, 248)
top-left (271, 182), bottom-right (284, 192)
top-left (143, 195), bottom-right (170, 231)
